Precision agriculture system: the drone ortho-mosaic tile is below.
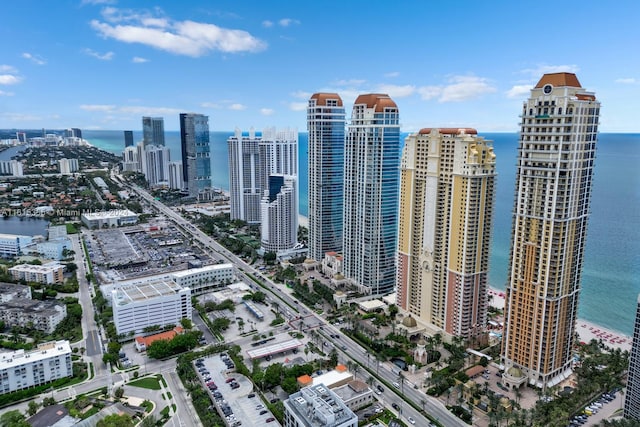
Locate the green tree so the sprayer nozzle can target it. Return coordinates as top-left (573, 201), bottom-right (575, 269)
top-left (180, 318), bottom-right (193, 329)
top-left (96, 414), bottom-right (134, 427)
top-left (114, 387), bottom-right (124, 399)
top-left (0, 410), bottom-right (30, 427)
top-left (27, 400), bottom-right (39, 416)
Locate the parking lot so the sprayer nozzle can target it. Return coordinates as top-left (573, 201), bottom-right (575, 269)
top-left (195, 353), bottom-right (281, 426)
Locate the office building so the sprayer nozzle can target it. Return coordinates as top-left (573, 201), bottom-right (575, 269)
top-left (168, 161), bottom-right (183, 190)
top-left (143, 144), bottom-right (170, 187)
top-left (170, 263), bottom-right (234, 294)
top-left (142, 116), bottom-right (165, 146)
top-left (284, 383), bottom-right (358, 427)
top-left (180, 113), bottom-right (212, 197)
top-left (228, 128), bottom-right (262, 223)
top-left (501, 73), bottom-right (600, 389)
top-left (111, 279), bottom-right (192, 337)
top-left (307, 93), bottom-right (345, 262)
top-left (0, 234), bottom-right (34, 258)
top-left (343, 94), bottom-right (400, 296)
top-left (261, 174), bottom-right (298, 253)
top-left (0, 341), bottom-right (72, 395)
top-left (81, 209), bottom-right (138, 229)
top-left (124, 130), bottom-right (134, 147)
top-left (625, 294), bottom-right (640, 419)
top-left (9, 262), bottom-right (65, 284)
top-left (397, 128), bottom-right (496, 339)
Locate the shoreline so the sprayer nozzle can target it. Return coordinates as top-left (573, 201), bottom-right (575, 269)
top-left (488, 287), bottom-right (632, 352)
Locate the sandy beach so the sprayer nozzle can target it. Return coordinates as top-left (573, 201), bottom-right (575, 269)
top-left (488, 288), bottom-right (632, 352)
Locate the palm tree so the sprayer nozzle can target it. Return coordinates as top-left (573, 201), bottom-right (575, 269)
top-left (366, 376), bottom-right (375, 388)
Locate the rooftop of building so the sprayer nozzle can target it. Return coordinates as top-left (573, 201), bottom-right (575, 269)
top-left (0, 282), bottom-right (30, 294)
top-left (135, 326), bottom-right (183, 348)
top-left (0, 298), bottom-right (65, 314)
top-left (0, 233), bottom-right (32, 240)
top-left (286, 383), bottom-right (356, 427)
top-left (354, 93), bottom-right (397, 112)
top-left (112, 279), bottom-right (186, 305)
top-left (310, 92), bottom-right (344, 107)
top-left (9, 262), bottom-right (63, 272)
top-left (535, 72), bottom-right (582, 88)
top-left (332, 379), bottom-right (371, 402)
top-left (0, 340), bottom-right (71, 370)
top-left (418, 127), bottom-right (478, 135)
top-left (171, 263), bottom-right (233, 278)
top-left (28, 404), bottom-right (75, 427)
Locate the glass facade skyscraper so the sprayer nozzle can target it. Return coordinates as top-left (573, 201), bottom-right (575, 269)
top-left (307, 93), bottom-right (345, 262)
top-left (142, 116), bottom-right (165, 147)
top-left (180, 113), bottom-right (211, 197)
top-left (343, 94), bottom-right (400, 296)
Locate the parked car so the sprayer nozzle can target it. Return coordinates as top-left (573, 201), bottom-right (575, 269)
top-left (260, 410), bottom-right (268, 415)
top-left (226, 378), bottom-right (236, 383)
top-left (392, 403), bottom-right (400, 411)
top-left (266, 418), bottom-right (275, 423)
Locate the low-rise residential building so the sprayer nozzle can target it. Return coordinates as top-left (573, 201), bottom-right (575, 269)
top-left (134, 326), bottom-right (184, 352)
top-left (0, 340), bottom-right (73, 395)
top-left (171, 263), bottom-right (234, 294)
top-left (332, 380), bottom-right (374, 411)
top-left (0, 282), bottom-right (32, 302)
top-left (284, 383), bottom-right (358, 427)
top-left (111, 279), bottom-right (192, 337)
top-left (9, 262), bottom-right (64, 284)
top-left (322, 251), bottom-right (343, 279)
top-left (0, 234), bottom-right (33, 258)
top-left (0, 299), bottom-right (67, 333)
top-left (81, 209), bottom-right (138, 229)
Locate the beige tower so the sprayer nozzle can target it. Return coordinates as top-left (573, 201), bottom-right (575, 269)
top-left (397, 128), bottom-right (496, 339)
top-left (501, 73), bottom-right (600, 389)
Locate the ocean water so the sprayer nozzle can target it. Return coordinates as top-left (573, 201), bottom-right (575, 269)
top-left (83, 130), bottom-right (640, 336)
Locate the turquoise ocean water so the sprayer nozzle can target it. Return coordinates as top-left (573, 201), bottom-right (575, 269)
top-left (84, 130), bottom-right (640, 336)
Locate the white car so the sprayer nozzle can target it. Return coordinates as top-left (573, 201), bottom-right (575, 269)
top-left (408, 417), bottom-right (416, 424)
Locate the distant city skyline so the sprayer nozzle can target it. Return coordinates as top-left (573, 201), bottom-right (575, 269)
top-left (0, 1), bottom-right (638, 132)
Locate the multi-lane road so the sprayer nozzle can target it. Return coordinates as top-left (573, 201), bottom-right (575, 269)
top-left (126, 180), bottom-right (466, 427)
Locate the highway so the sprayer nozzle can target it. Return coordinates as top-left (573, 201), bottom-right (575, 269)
top-left (126, 180), bottom-right (466, 427)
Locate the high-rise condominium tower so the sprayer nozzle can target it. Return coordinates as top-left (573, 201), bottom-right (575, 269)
top-left (180, 113), bottom-right (211, 197)
top-left (343, 94), bottom-right (400, 296)
top-left (124, 130), bottom-right (134, 148)
top-left (143, 144), bottom-right (170, 187)
top-left (501, 73), bottom-right (600, 389)
top-left (307, 93), bottom-right (345, 262)
top-left (228, 128), bottom-right (262, 224)
top-left (261, 174), bottom-right (298, 253)
top-left (397, 128), bottom-right (496, 338)
top-left (142, 116), bottom-right (165, 146)
top-left (625, 295), bottom-right (640, 420)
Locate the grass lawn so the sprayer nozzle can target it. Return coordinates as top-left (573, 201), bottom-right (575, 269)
top-left (128, 376), bottom-right (162, 390)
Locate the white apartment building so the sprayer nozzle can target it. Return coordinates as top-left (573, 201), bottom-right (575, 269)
top-left (9, 262), bottom-right (65, 284)
top-left (261, 174), bottom-right (298, 253)
top-left (111, 279), bottom-right (192, 337)
top-left (144, 144), bottom-right (171, 188)
top-left (168, 160), bottom-right (183, 190)
top-left (0, 160), bottom-right (24, 177)
top-left (227, 127), bottom-right (263, 224)
top-left (0, 340), bottom-right (72, 395)
top-left (81, 209), bottom-right (138, 229)
top-left (170, 263), bottom-right (234, 294)
top-left (122, 145), bottom-right (139, 172)
top-left (284, 384), bottom-right (357, 427)
top-left (0, 299), bottom-right (67, 333)
top-left (58, 158), bottom-right (79, 174)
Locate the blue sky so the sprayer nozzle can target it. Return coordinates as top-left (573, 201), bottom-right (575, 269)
top-left (1, 0), bottom-right (639, 132)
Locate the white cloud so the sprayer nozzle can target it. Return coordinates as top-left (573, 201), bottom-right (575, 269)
top-left (289, 102), bottom-right (307, 111)
top-left (521, 64), bottom-right (580, 78)
top-left (332, 78), bottom-right (366, 87)
top-left (200, 102), bottom-right (222, 109)
top-left (260, 108), bottom-right (275, 116)
top-left (132, 56), bottom-right (149, 63)
top-left (418, 76), bottom-right (496, 102)
top-left (506, 85), bottom-right (531, 98)
top-left (290, 90), bottom-right (311, 99)
top-left (375, 84), bottom-right (415, 98)
top-left (84, 48), bottom-right (115, 60)
top-left (0, 112), bottom-right (41, 122)
top-left (91, 7), bottom-right (267, 57)
top-left (262, 20), bottom-right (274, 28)
top-left (21, 53), bottom-right (46, 65)
top-left (80, 104), bottom-right (116, 112)
top-left (384, 71), bottom-right (400, 78)
top-left (278, 18), bottom-right (300, 27)
top-left (229, 103), bottom-right (247, 110)
top-left (0, 90), bottom-right (14, 96)
top-left (0, 74), bottom-right (22, 85)
top-left (0, 65), bottom-right (17, 73)
top-left (615, 78), bottom-right (637, 84)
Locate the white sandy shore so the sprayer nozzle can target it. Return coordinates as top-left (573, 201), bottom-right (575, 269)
top-left (488, 287), bottom-right (632, 352)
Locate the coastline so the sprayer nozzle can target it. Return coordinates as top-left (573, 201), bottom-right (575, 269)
top-left (488, 288), bottom-right (632, 353)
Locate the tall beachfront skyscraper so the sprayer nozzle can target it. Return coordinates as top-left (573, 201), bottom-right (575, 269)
top-left (501, 73), bottom-right (600, 390)
top-left (124, 130), bottom-right (134, 148)
top-left (228, 128), bottom-right (262, 224)
top-left (142, 116), bottom-right (165, 146)
top-left (625, 294), bottom-right (640, 420)
top-left (343, 94), bottom-right (400, 296)
top-left (397, 128), bottom-right (496, 339)
top-left (180, 113), bottom-right (211, 198)
top-left (307, 93), bottom-right (345, 262)
top-left (261, 174), bottom-right (298, 253)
